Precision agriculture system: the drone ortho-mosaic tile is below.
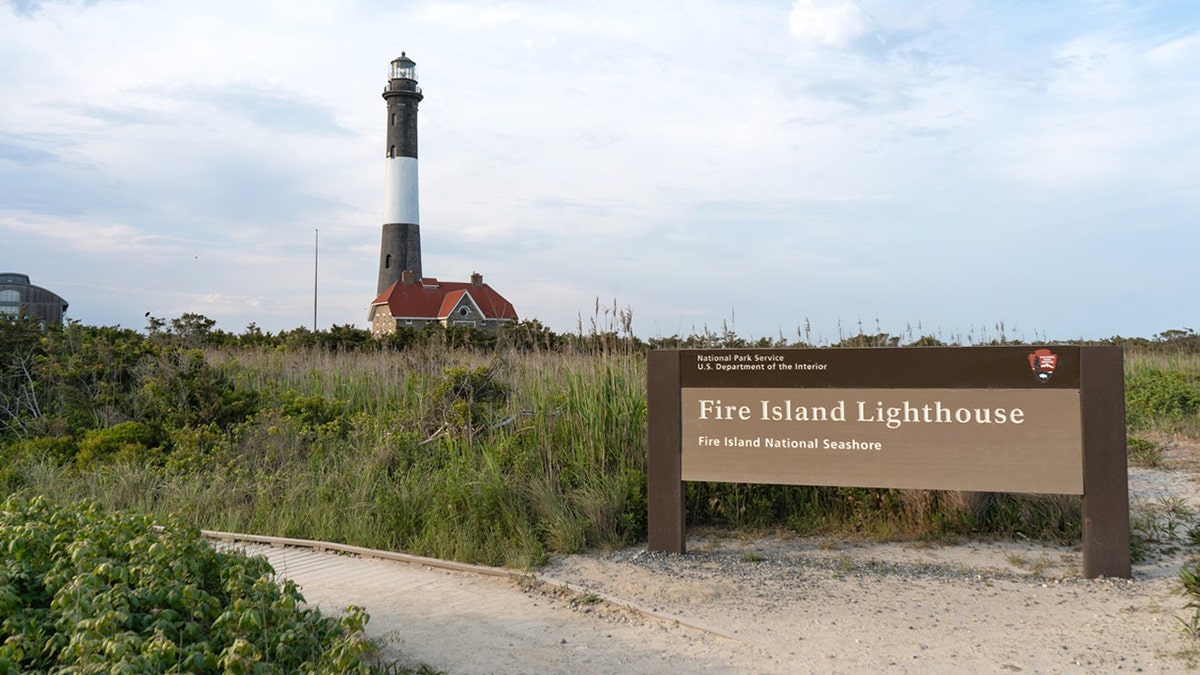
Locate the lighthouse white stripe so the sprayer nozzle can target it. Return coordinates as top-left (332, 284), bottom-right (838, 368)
top-left (383, 156), bottom-right (419, 224)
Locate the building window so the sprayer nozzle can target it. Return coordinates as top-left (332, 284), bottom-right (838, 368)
top-left (0, 289), bottom-right (17, 316)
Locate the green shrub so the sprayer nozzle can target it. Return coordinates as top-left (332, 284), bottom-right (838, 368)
top-left (1127, 436), bottom-right (1167, 468)
top-left (164, 423), bottom-right (228, 474)
top-left (75, 420), bottom-right (160, 467)
top-left (2, 435), bottom-right (78, 465)
top-left (1180, 561), bottom-right (1200, 639)
top-left (427, 364), bottom-right (509, 440)
top-left (276, 391), bottom-right (351, 427)
top-left (136, 348), bottom-right (259, 430)
top-left (0, 495), bottom-right (384, 673)
top-left (1126, 369), bottom-right (1200, 432)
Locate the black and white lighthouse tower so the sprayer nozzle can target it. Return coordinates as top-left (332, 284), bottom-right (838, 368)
top-left (367, 53), bottom-right (518, 337)
top-left (377, 53), bottom-right (424, 295)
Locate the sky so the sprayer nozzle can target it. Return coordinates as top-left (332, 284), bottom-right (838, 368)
top-left (1, 0), bottom-right (1197, 343)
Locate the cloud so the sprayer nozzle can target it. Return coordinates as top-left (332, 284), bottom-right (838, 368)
top-left (788, 0), bottom-right (871, 49)
top-left (184, 83), bottom-right (353, 136)
top-left (73, 104), bottom-right (165, 127)
top-left (4, 0), bottom-right (106, 18)
top-left (1, 1), bottom-right (1197, 341)
top-left (0, 214), bottom-right (191, 256)
top-left (0, 136), bottom-right (130, 216)
top-left (0, 135), bottom-right (57, 164)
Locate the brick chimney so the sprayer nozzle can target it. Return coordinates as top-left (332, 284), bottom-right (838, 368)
top-left (471, 272), bottom-right (483, 287)
top-left (401, 270), bottom-right (416, 285)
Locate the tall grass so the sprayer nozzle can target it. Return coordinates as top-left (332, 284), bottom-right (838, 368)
top-left (1124, 349), bottom-right (1200, 377)
top-left (1124, 348), bottom-right (1200, 436)
top-left (5, 341), bottom-right (1197, 568)
top-left (4, 347), bottom-right (651, 567)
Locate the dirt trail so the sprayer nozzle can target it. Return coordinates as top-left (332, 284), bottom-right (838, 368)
top-left (234, 543), bottom-right (767, 673)
top-left (237, 441), bottom-right (1200, 673)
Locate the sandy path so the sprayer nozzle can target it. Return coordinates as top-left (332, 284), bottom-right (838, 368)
top-left (240, 531), bottom-right (1192, 673)
top-left (234, 444), bottom-right (1200, 673)
top-left (542, 538), bottom-right (1184, 673)
top-left (235, 543), bottom-right (769, 673)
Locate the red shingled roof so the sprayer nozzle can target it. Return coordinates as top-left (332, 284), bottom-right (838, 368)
top-left (371, 277), bottom-right (517, 321)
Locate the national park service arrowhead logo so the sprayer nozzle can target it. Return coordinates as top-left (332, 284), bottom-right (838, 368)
top-left (1028, 348), bottom-right (1058, 383)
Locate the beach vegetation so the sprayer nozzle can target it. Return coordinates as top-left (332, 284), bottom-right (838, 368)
top-left (1, 312), bottom-right (1197, 569)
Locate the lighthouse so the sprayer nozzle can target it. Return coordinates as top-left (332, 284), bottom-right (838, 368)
top-left (367, 54), bottom-right (518, 337)
top-left (377, 53), bottom-right (424, 295)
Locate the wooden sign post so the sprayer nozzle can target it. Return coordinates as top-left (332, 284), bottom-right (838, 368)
top-left (647, 346), bottom-right (1130, 579)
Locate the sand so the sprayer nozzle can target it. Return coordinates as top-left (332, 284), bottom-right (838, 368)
top-left (515, 441), bottom-right (1200, 672)
top-left (272, 438), bottom-right (1200, 673)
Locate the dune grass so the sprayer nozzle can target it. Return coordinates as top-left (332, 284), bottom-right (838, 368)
top-left (3, 320), bottom-right (1199, 568)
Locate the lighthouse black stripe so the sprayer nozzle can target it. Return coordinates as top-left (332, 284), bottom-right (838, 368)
top-left (386, 99), bottom-right (419, 158)
top-left (377, 223), bottom-right (422, 294)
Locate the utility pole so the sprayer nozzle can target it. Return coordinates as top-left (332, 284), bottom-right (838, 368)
top-left (313, 228), bottom-right (318, 331)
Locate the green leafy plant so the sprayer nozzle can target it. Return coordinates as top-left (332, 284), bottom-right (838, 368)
top-left (1127, 436), bottom-right (1167, 468)
top-left (426, 363), bottom-right (509, 442)
top-left (1126, 369), bottom-right (1200, 432)
top-left (1180, 563), bottom-right (1200, 640)
top-left (74, 420), bottom-right (159, 467)
top-left (0, 495), bottom-right (391, 673)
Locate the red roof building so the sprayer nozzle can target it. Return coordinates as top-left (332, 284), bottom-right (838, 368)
top-left (368, 271), bottom-right (517, 336)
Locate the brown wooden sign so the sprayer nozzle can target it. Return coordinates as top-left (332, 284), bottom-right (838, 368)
top-left (647, 346), bottom-right (1131, 579)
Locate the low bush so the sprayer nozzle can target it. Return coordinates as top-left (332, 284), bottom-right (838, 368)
top-left (75, 420), bottom-right (160, 467)
top-left (1180, 561), bottom-right (1200, 639)
top-left (0, 495), bottom-right (386, 673)
top-left (1126, 369), bottom-right (1200, 433)
top-left (1128, 436), bottom-right (1167, 468)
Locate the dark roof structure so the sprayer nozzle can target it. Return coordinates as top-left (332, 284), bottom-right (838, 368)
top-left (0, 272), bottom-right (68, 325)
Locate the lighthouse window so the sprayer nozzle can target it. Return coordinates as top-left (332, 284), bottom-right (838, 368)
top-left (391, 112), bottom-right (396, 126)
top-left (388, 145), bottom-right (395, 158)
top-left (385, 254), bottom-right (392, 269)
